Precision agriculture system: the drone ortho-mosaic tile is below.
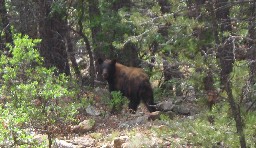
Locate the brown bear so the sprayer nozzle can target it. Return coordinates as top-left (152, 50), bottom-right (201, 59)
top-left (98, 58), bottom-right (156, 113)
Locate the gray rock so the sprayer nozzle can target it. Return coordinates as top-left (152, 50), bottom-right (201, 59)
top-left (54, 136), bottom-right (95, 148)
top-left (71, 136), bottom-right (95, 147)
top-left (71, 119), bottom-right (95, 133)
top-left (172, 105), bottom-right (190, 115)
top-left (155, 100), bottom-right (174, 111)
top-left (123, 133), bottom-right (159, 148)
top-left (86, 105), bottom-right (101, 116)
top-left (148, 111), bottom-right (161, 120)
top-left (112, 136), bottom-right (129, 148)
top-left (54, 139), bottom-right (73, 148)
top-left (119, 116), bottom-right (148, 128)
top-left (94, 87), bottom-right (110, 99)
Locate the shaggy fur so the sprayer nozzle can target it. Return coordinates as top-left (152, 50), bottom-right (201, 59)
top-left (98, 58), bottom-right (156, 113)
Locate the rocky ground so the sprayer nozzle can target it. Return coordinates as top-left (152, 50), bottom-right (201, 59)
top-left (34, 88), bottom-right (201, 148)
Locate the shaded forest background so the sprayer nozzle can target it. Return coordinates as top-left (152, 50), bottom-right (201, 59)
top-left (0, 0), bottom-right (256, 147)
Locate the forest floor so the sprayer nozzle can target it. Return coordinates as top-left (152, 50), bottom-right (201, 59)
top-left (50, 88), bottom-right (201, 148)
top-left (54, 108), bottom-right (191, 148)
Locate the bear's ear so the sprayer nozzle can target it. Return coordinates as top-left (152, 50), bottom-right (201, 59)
top-left (111, 59), bottom-right (117, 65)
top-left (98, 58), bottom-right (103, 65)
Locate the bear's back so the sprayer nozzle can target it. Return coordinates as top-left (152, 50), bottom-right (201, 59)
top-left (114, 63), bottom-right (151, 97)
top-left (115, 63), bottom-right (148, 78)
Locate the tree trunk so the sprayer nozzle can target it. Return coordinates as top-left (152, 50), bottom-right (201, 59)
top-left (247, 1), bottom-right (256, 85)
top-left (225, 80), bottom-right (246, 148)
top-left (244, 0), bottom-right (256, 112)
top-left (215, 0), bottom-right (234, 87)
top-left (65, 26), bottom-right (81, 79)
top-left (0, 0), bottom-right (13, 53)
top-left (78, 0), bottom-right (95, 87)
top-left (12, 0), bottom-right (38, 38)
top-left (88, 0), bottom-right (103, 81)
top-left (214, 1), bottom-right (246, 147)
top-left (120, 41), bottom-right (140, 67)
top-left (37, 0), bottom-right (70, 75)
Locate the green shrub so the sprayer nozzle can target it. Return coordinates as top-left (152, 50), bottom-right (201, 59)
top-left (0, 34), bottom-right (79, 147)
top-left (109, 91), bottom-right (126, 112)
top-left (152, 102), bottom-right (256, 147)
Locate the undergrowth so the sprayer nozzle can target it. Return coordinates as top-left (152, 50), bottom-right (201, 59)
top-left (152, 102), bottom-right (256, 147)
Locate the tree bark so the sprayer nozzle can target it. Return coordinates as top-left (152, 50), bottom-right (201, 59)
top-left (88, 0), bottom-right (103, 81)
top-left (215, 0), bottom-right (234, 87)
top-left (214, 1), bottom-right (246, 147)
top-left (11, 0), bottom-right (38, 38)
top-left (0, 0), bottom-right (13, 52)
top-left (121, 41), bottom-right (140, 67)
top-left (65, 26), bottom-right (81, 79)
top-left (37, 0), bottom-right (70, 75)
top-left (225, 80), bottom-right (246, 148)
top-left (247, 1), bottom-right (256, 85)
top-left (78, 0), bottom-right (95, 87)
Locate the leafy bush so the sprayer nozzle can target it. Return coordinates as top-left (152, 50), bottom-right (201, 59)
top-left (0, 34), bottom-right (79, 147)
top-left (0, 103), bottom-right (35, 147)
top-left (109, 91), bottom-right (126, 112)
top-left (153, 102), bottom-right (256, 147)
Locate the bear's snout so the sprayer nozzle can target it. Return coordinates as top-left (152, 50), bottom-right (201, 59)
top-left (102, 72), bottom-right (108, 79)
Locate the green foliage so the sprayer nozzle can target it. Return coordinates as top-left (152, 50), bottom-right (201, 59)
top-left (0, 34), bottom-right (79, 147)
top-left (152, 101), bottom-right (256, 147)
top-left (0, 104), bottom-right (36, 147)
top-left (96, 0), bottom-right (134, 54)
top-left (109, 91), bottom-right (126, 112)
top-left (3, 0), bottom-right (256, 146)
top-left (159, 114), bottom-right (171, 122)
top-left (153, 103), bottom-right (242, 147)
top-left (245, 112), bottom-right (256, 147)
top-left (50, 0), bottom-right (67, 16)
top-left (231, 61), bottom-right (249, 99)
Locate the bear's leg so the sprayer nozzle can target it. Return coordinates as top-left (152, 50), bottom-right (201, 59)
top-left (143, 99), bottom-right (156, 113)
top-left (128, 99), bottom-right (140, 114)
top-left (141, 91), bottom-right (156, 112)
top-left (140, 88), bottom-right (156, 112)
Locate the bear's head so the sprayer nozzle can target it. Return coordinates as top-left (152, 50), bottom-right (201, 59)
top-left (98, 58), bottom-right (116, 80)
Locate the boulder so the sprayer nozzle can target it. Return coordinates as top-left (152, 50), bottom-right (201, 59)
top-left (112, 136), bottom-right (129, 148)
top-left (71, 119), bottom-right (95, 133)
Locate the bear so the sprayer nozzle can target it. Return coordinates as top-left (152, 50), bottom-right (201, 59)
top-left (98, 58), bottom-right (156, 113)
